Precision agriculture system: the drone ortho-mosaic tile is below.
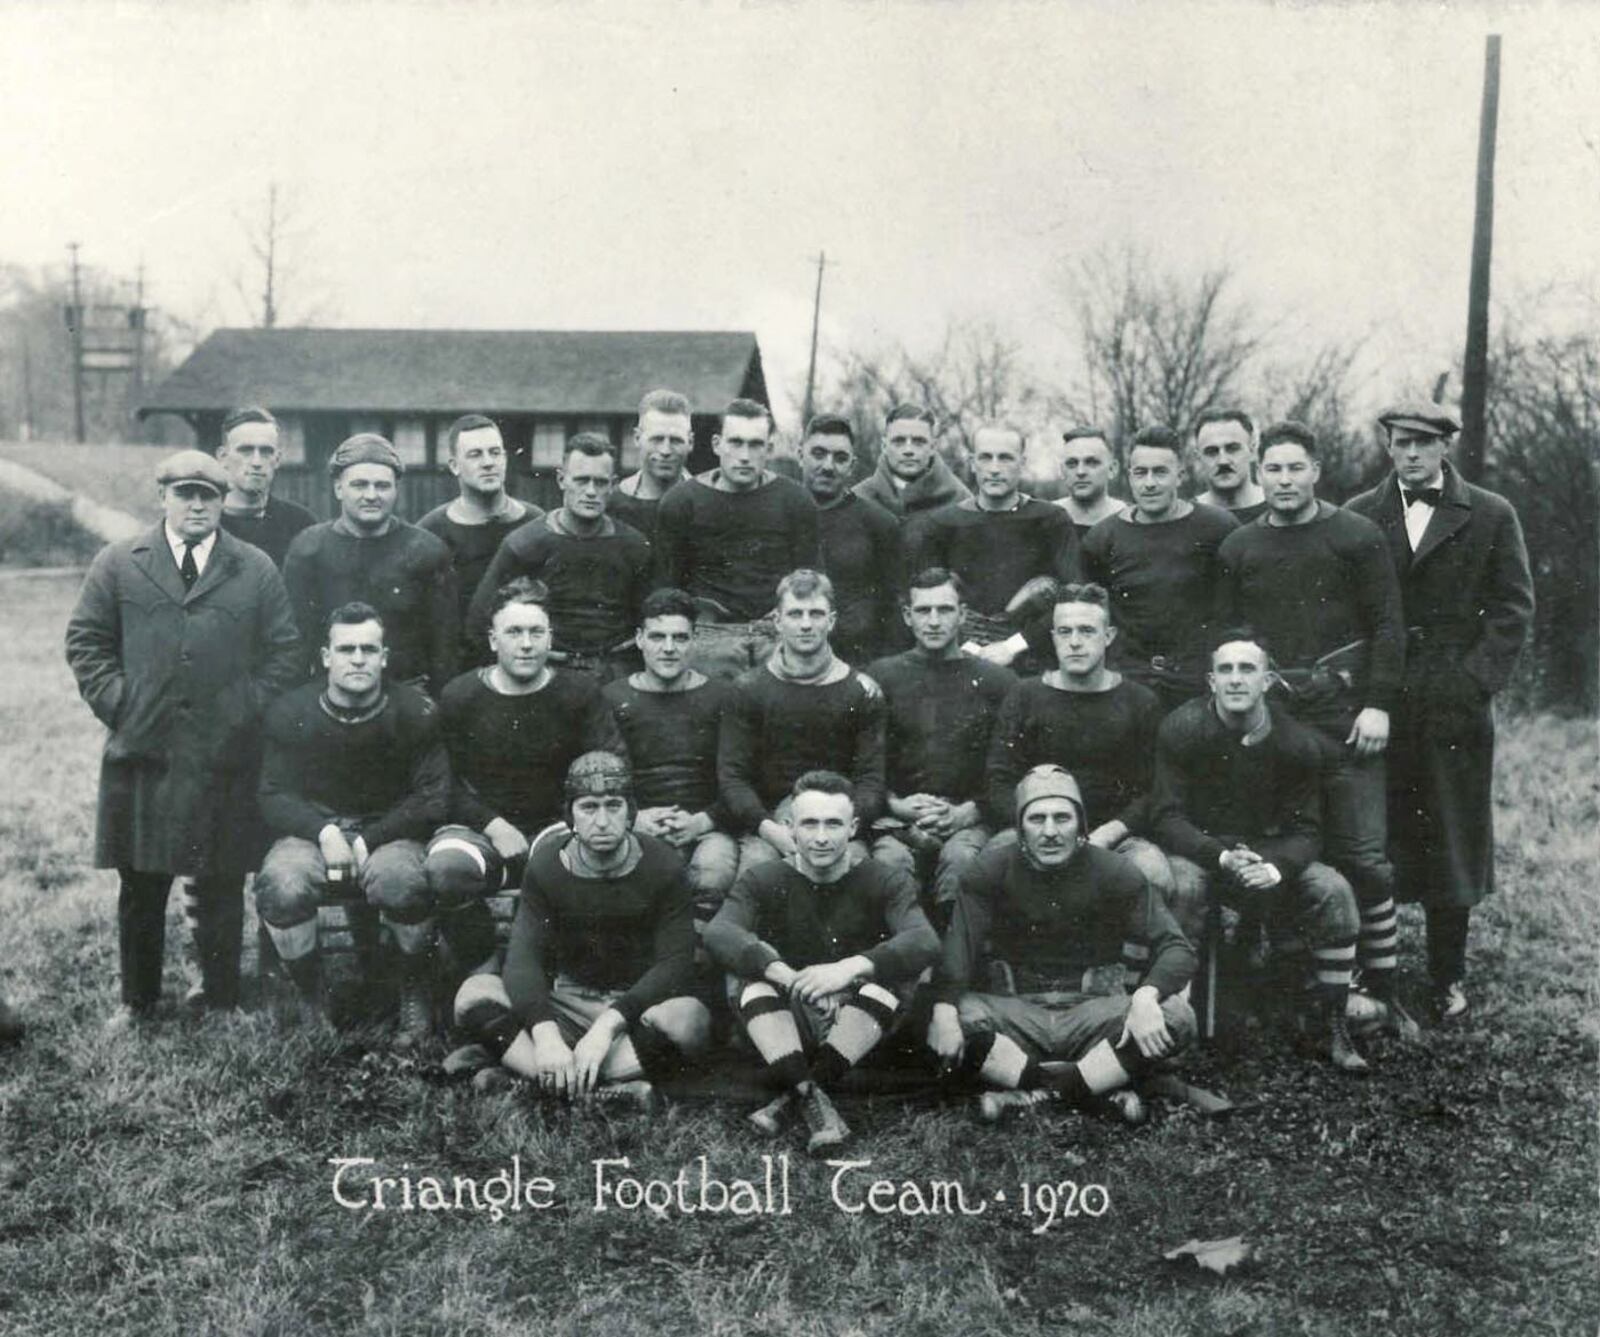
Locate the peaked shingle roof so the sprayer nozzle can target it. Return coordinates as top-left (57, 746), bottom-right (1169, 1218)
top-left (140, 328), bottom-right (767, 416)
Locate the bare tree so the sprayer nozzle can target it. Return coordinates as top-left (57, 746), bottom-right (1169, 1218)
top-left (1253, 339), bottom-right (1385, 501)
top-left (1056, 247), bottom-right (1261, 442)
top-left (233, 181), bottom-right (328, 328)
top-left (1483, 317), bottom-right (1600, 713)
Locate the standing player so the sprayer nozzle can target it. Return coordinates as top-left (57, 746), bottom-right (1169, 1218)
top-left (706, 771), bottom-right (939, 1151)
top-left (450, 752), bottom-right (712, 1108)
top-left (255, 603), bottom-right (451, 1046)
top-left (466, 433), bottom-right (651, 681)
top-left (65, 450), bottom-right (301, 1023)
top-left (283, 434), bottom-right (458, 695)
top-left (1082, 425), bottom-right (1237, 712)
top-left (799, 414), bottom-right (901, 665)
top-left (1054, 427), bottom-right (1126, 538)
top-left (655, 398), bottom-right (819, 678)
top-left (425, 578), bottom-right (625, 972)
top-left (610, 388), bottom-right (694, 538)
top-left (985, 583), bottom-right (1177, 901)
top-left (1192, 409), bottom-right (1267, 523)
top-left (1150, 629), bottom-right (1368, 1070)
top-left (213, 406), bottom-right (317, 568)
top-left (718, 570), bottom-right (885, 878)
top-left (604, 588), bottom-right (740, 928)
top-left (1347, 402), bottom-right (1533, 1019)
top-left (852, 404), bottom-right (971, 522)
top-left (866, 568), bottom-right (1014, 923)
top-left (927, 766), bottom-right (1197, 1124)
top-left (1216, 421), bottom-right (1413, 1032)
top-left (907, 422), bottom-right (1080, 670)
top-left (416, 414), bottom-right (542, 664)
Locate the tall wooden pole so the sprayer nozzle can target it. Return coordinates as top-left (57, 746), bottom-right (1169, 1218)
top-left (801, 251), bottom-right (826, 430)
top-left (1458, 34), bottom-right (1501, 481)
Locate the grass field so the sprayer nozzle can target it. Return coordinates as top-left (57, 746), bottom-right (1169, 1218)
top-left (0, 442), bottom-right (166, 523)
top-left (1, 572), bottom-right (1595, 1336)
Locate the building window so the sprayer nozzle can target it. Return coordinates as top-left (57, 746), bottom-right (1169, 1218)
top-left (277, 414), bottom-right (307, 466)
top-left (530, 420), bottom-right (567, 470)
top-left (393, 418), bottom-right (428, 467)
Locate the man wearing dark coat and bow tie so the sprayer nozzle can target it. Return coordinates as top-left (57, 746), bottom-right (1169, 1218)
top-left (1345, 402), bottom-right (1533, 1021)
top-left (66, 450), bottom-right (301, 1026)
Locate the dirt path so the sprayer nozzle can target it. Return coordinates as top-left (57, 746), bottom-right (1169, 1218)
top-left (0, 455), bottom-right (143, 543)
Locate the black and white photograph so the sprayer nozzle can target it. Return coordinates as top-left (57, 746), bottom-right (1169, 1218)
top-left (0, 2), bottom-right (1595, 1333)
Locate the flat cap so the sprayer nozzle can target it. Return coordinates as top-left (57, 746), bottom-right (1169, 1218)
top-left (155, 449), bottom-right (229, 493)
top-left (328, 433), bottom-right (404, 478)
top-left (1377, 401), bottom-right (1460, 438)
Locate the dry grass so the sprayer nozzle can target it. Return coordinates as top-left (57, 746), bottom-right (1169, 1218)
top-left (0, 441), bottom-right (166, 523)
top-left (1, 573), bottom-right (1596, 1336)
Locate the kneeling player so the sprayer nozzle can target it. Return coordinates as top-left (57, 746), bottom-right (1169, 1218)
top-left (256, 603), bottom-right (450, 1046)
top-left (705, 771), bottom-right (939, 1152)
top-left (927, 766), bottom-right (1197, 1124)
top-left (450, 752), bottom-right (711, 1107)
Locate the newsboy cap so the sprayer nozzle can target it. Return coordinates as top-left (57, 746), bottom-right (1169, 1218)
top-left (328, 433), bottom-right (405, 478)
top-left (154, 449), bottom-right (229, 493)
top-left (1377, 402), bottom-right (1461, 438)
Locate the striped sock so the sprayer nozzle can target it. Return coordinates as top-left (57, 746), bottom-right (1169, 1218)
top-left (1358, 898), bottom-right (1399, 998)
top-left (739, 983), bottom-right (809, 1090)
top-left (1309, 935), bottom-right (1357, 1010)
top-left (811, 983), bottom-right (898, 1086)
top-left (965, 1031), bottom-right (1039, 1089)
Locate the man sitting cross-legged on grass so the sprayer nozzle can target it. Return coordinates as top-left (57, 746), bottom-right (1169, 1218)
top-left (864, 567), bottom-right (1015, 927)
top-left (424, 577), bottom-right (623, 983)
top-left (1150, 627), bottom-right (1368, 1072)
top-left (449, 752), bottom-right (712, 1109)
top-left (604, 588), bottom-right (740, 934)
top-left (256, 602), bottom-right (450, 1048)
top-left (926, 765), bottom-right (1197, 1125)
top-left (705, 771), bottom-right (940, 1153)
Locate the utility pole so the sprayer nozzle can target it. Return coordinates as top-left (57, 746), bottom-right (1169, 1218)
top-left (20, 335), bottom-right (34, 441)
top-left (132, 262), bottom-right (146, 397)
top-left (801, 251), bottom-right (826, 430)
top-left (1458, 34), bottom-right (1501, 482)
top-left (68, 241), bottom-right (86, 443)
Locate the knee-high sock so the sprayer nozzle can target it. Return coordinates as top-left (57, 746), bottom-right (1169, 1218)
top-left (811, 983), bottom-right (897, 1087)
top-left (628, 1021), bottom-right (692, 1083)
top-left (963, 1031), bottom-right (1042, 1090)
top-left (739, 983), bottom-right (809, 1090)
top-left (438, 900), bottom-right (498, 974)
top-left (1357, 897), bottom-right (1399, 995)
top-left (453, 974), bottom-right (523, 1058)
top-left (1308, 935), bottom-right (1356, 1012)
top-left (1041, 1037), bottom-right (1143, 1103)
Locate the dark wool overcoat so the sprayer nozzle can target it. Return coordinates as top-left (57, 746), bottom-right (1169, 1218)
top-left (1346, 463), bottom-right (1533, 908)
top-left (65, 525), bottom-right (302, 876)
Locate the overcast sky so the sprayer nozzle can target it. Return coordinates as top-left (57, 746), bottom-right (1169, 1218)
top-left (1, 0), bottom-right (1594, 426)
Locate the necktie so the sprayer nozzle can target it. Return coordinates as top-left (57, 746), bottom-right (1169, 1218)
top-left (1402, 486), bottom-right (1442, 509)
top-left (180, 541), bottom-right (199, 590)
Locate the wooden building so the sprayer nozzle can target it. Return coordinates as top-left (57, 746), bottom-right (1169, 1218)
top-left (137, 327), bottom-right (770, 514)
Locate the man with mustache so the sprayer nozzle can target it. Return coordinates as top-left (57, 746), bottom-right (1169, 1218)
top-left (926, 765), bottom-right (1197, 1124)
top-left (1192, 409), bottom-right (1268, 524)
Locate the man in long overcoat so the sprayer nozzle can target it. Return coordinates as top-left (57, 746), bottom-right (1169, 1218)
top-left (1346, 403), bottom-right (1533, 1019)
top-left (65, 450), bottom-right (302, 1024)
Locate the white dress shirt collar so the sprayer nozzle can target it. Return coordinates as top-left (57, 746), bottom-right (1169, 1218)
top-left (164, 525), bottom-right (218, 577)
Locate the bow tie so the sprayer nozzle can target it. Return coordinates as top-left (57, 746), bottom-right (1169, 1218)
top-left (1402, 486), bottom-right (1442, 509)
